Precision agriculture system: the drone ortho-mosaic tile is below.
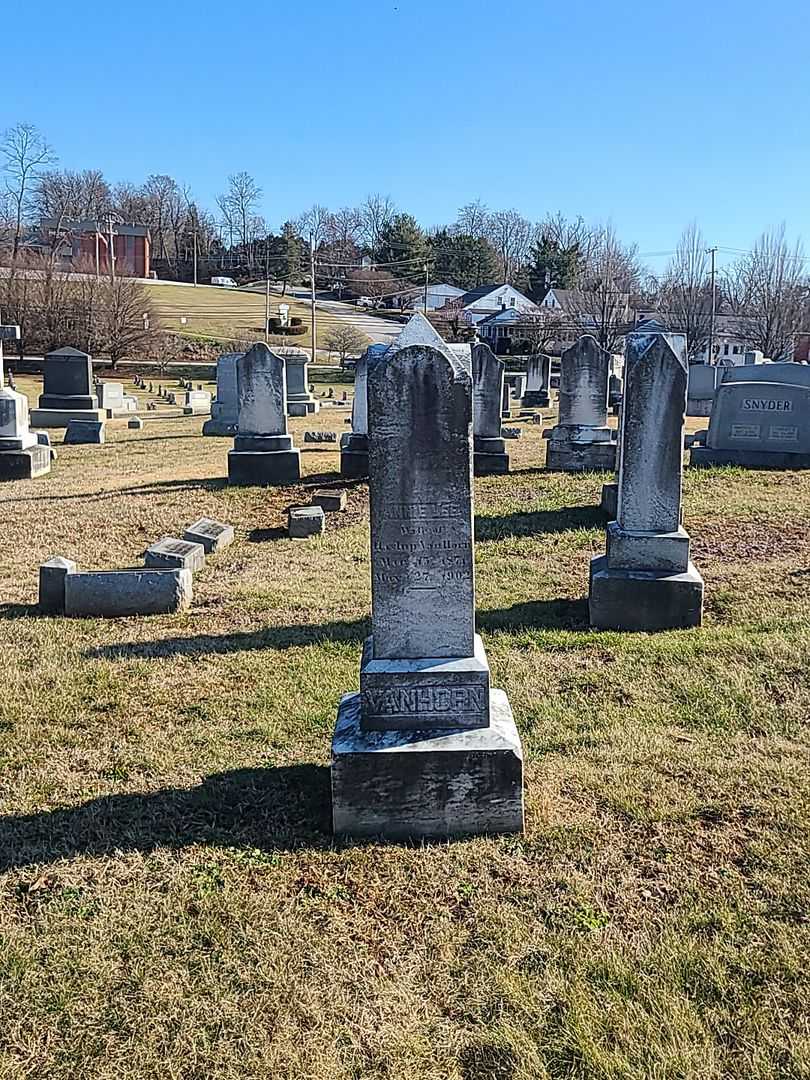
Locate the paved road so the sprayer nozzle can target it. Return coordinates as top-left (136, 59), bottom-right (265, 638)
top-left (314, 300), bottom-right (400, 344)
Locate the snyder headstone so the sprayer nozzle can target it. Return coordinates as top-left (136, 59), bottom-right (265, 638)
top-left (30, 347), bottom-right (104, 428)
top-left (227, 343), bottom-right (301, 486)
top-left (691, 373), bottom-right (810, 468)
top-left (203, 351), bottom-right (242, 435)
top-left (523, 353), bottom-right (551, 407)
top-left (472, 342), bottom-right (509, 475)
top-left (590, 327), bottom-right (703, 629)
top-left (330, 330), bottom-right (524, 840)
top-left (546, 335), bottom-right (616, 471)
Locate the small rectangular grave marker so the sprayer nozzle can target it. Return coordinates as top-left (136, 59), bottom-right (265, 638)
top-left (183, 518), bottom-right (234, 553)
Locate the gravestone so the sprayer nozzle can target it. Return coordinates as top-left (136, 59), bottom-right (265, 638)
top-left (64, 418), bottom-right (105, 444)
top-left (686, 363), bottom-right (722, 417)
top-left (288, 505), bottom-right (325, 538)
top-left (30, 347), bottom-right (104, 427)
top-left (128, 417), bottom-right (143, 429)
top-left (227, 343), bottom-right (301, 486)
top-left (331, 327), bottom-right (524, 840)
top-left (38, 556), bottom-right (77, 613)
top-left (340, 345), bottom-right (376, 479)
top-left (303, 430), bottom-right (337, 443)
top-left (203, 352), bottom-right (242, 435)
top-left (505, 372), bottom-right (527, 401)
top-left (501, 381), bottom-right (511, 418)
top-left (691, 371), bottom-right (810, 468)
top-left (590, 327), bottom-right (703, 630)
top-left (312, 489), bottom-right (347, 512)
top-left (523, 354), bottom-right (551, 407)
top-left (545, 335), bottom-right (617, 471)
top-left (472, 342), bottom-right (509, 475)
top-left (64, 568), bottom-right (192, 617)
top-left (96, 381), bottom-right (125, 416)
top-left (182, 389), bottom-right (212, 415)
top-left (183, 517), bottom-right (234, 553)
top-left (0, 319), bottom-right (51, 480)
top-left (285, 352), bottom-right (319, 415)
top-left (145, 537), bottom-right (206, 572)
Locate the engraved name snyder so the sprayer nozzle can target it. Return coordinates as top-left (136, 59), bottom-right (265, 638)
top-left (742, 398), bottom-right (793, 412)
top-left (364, 686), bottom-right (487, 715)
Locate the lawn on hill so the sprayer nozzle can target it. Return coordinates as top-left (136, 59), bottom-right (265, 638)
top-left (0, 379), bottom-right (808, 1079)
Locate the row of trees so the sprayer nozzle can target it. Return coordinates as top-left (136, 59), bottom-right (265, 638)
top-left (2, 121), bottom-right (808, 362)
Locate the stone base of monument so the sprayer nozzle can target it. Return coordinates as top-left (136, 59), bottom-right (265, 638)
top-left (202, 417), bottom-right (238, 437)
top-left (522, 390), bottom-right (550, 407)
top-left (546, 439), bottom-right (617, 472)
top-left (0, 443), bottom-right (51, 480)
top-left (339, 432), bottom-right (369, 479)
top-left (331, 689), bottom-right (524, 840)
top-left (600, 482), bottom-right (618, 518)
top-left (227, 434), bottom-right (301, 486)
top-left (359, 634), bottom-right (491, 731)
top-left (690, 446), bottom-right (810, 470)
top-left (30, 408), bottom-right (105, 428)
top-left (588, 554), bottom-right (704, 631)
top-left (546, 424), bottom-right (617, 473)
top-left (473, 435), bottom-right (509, 476)
top-left (288, 400), bottom-right (320, 417)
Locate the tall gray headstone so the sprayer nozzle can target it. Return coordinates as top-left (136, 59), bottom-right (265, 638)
top-left (523, 353), bottom-right (551, 407)
top-left (590, 327), bottom-right (703, 630)
top-left (203, 351), bottom-right (242, 435)
top-left (472, 342), bottom-right (509, 475)
top-left (546, 335), bottom-right (616, 471)
top-left (284, 351), bottom-right (319, 416)
top-left (227, 342), bottom-right (301, 486)
top-left (330, 327), bottom-right (524, 840)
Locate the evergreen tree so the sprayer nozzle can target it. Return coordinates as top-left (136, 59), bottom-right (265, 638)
top-left (376, 213), bottom-right (427, 275)
top-left (526, 234), bottom-right (583, 299)
top-left (428, 230), bottom-right (499, 290)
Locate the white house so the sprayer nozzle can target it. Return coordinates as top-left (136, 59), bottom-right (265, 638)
top-left (392, 282), bottom-right (465, 312)
top-left (447, 284), bottom-right (539, 326)
top-left (476, 308), bottom-right (533, 352)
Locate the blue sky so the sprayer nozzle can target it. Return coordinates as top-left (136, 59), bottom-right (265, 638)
top-left (4, 0), bottom-right (809, 271)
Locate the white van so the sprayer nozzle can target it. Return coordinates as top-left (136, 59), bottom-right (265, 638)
top-left (211, 276), bottom-right (238, 288)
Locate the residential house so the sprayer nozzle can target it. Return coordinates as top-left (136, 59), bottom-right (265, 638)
top-left (391, 282), bottom-right (465, 311)
top-left (447, 283), bottom-right (539, 326)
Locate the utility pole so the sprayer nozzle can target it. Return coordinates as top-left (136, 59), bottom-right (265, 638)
top-left (95, 226), bottom-right (100, 279)
top-left (192, 209), bottom-right (198, 287)
top-left (423, 263), bottom-right (429, 315)
top-left (310, 232), bottom-right (317, 367)
top-left (264, 236), bottom-right (271, 343)
top-left (107, 214), bottom-right (116, 284)
top-left (706, 246), bottom-right (718, 365)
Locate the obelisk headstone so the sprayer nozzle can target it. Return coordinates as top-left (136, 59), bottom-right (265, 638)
top-left (545, 335), bottom-right (617, 471)
top-left (227, 342), bottom-right (301, 486)
top-left (285, 351), bottom-right (319, 416)
top-left (330, 322), bottom-right (524, 840)
top-left (472, 342), bottom-right (509, 475)
top-left (589, 327), bottom-right (704, 629)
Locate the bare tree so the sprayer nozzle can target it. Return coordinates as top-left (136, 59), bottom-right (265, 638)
top-left (92, 275), bottom-right (158, 368)
top-left (217, 172), bottom-right (263, 272)
top-left (360, 193), bottom-right (397, 257)
top-left (455, 200), bottom-right (490, 240)
top-left (721, 225), bottom-right (808, 360)
top-left (324, 323), bottom-right (369, 369)
top-left (486, 209), bottom-right (533, 284)
top-left (658, 222), bottom-right (712, 360)
top-left (296, 204), bottom-right (333, 249)
top-left (568, 224), bottom-right (642, 350)
top-left (1, 122), bottom-right (56, 258)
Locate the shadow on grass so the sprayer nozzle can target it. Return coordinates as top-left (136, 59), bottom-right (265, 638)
top-left (86, 617), bottom-right (370, 660)
top-left (247, 526), bottom-right (288, 543)
top-left (479, 597), bottom-right (590, 632)
top-left (0, 764), bottom-right (332, 870)
top-left (475, 504), bottom-right (604, 541)
top-left (1, 476), bottom-right (230, 504)
top-left (0, 603), bottom-right (41, 620)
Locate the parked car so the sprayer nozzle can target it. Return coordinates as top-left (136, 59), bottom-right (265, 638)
top-left (211, 276), bottom-right (238, 288)
top-left (355, 296), bottom-right (374, 308)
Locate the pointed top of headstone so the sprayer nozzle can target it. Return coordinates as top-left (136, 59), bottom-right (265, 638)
top-left (627, 323), bottom-right (687, 370)
top-left (388, 313), bottom-right (447, 352)
top-left (46, 346), bottom-right (90, 359)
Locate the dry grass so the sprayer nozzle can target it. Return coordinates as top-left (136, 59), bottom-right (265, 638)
top-left (0, 379), bottom-right (808, 1079)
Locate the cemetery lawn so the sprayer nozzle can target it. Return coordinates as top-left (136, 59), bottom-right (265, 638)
top-left (1, 380), bottom-right (809, 1079)
top-left (144, 281), bottom-right (322, 347)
